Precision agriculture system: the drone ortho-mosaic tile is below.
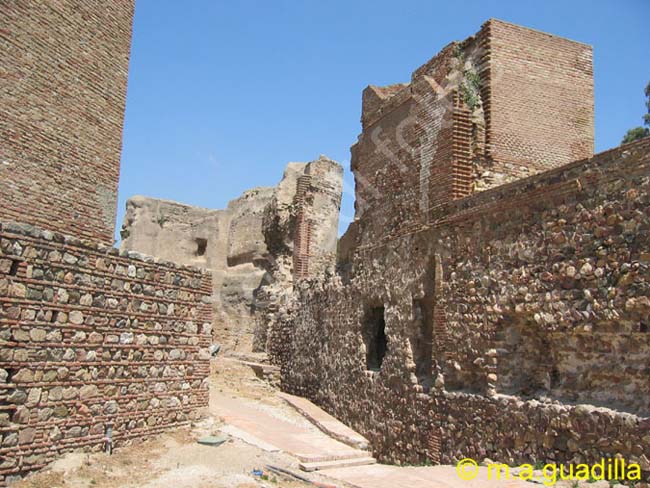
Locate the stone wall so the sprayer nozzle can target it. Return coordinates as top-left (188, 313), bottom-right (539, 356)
top-left (278, 139), bottom-right (650, 476)
top-left (120, 156), bottom-right (343, 352)
top-left (0, 222), bottom-right (212, 486)
top-left (0, 1), bottom-right (134, 245)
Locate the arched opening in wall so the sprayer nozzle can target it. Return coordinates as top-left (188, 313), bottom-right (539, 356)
top-left (409, 298), bottom-right (434, 391)
top-left (362, 305), bottom-right (388, 371)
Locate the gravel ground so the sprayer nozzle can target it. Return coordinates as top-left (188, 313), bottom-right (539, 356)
top-left (13, 358), bottom-right (333, 488)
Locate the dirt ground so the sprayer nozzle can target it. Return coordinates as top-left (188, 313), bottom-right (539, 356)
top-left (14, 358), bottom-right (322, 488)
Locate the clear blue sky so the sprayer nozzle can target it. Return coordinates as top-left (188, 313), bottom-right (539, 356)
top-left (116, 0), bottom-right (649, 243)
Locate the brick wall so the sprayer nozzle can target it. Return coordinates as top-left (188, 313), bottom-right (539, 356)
top-left (292, 157), bottom-right (343, 279)
top-left (351, 43), bottom-right (459, 246)
top-left (482, 19), bottom-right (594, 182)
top-left (0, 1), bottom-right (134, 245)
top-left (0, 222), bottom-right (212, 486)
top-left (293, 175), bottom-right (313, 279)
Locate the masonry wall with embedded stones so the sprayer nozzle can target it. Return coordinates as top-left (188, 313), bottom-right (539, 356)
top-left (0, 1), bottom-right (134, 246)
top-left (0, 222), bottom-right (212, 485)
top-left (0, 2), bottom-right (220, 486)
top-left (280, 139), bottom-right (650, 475)
top-left (119, 190), bottom-right (270, 352)
top-left (273, 18), bottom-right (647, 479)
top-left (120, 157), bottom-right (343, 353)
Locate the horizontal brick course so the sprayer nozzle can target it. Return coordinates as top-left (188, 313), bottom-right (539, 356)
top-left (0, 222), bottom-right (212, 486)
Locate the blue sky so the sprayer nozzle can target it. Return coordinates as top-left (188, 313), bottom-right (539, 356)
top-left (116, 0), bottom-right (649, 243)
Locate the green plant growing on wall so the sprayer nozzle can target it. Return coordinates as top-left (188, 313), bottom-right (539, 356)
top-left (460, 68), bottom-right (482, 110)
top-left (453, 43), bottom-right (464, 61)
top-left (156, 214), bottom-right (168, 228)
top-left (622, 81), bottom-right (650, 144)
top-left (623, 127), bottom-right (650, 143)
top-left (452, 43), bottom-right (482, 109)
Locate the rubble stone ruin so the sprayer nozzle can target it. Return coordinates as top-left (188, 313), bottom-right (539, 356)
top-left (1, 2), bottom-right (649, 485)
top-left (119, 157), bottom-right (343, 353)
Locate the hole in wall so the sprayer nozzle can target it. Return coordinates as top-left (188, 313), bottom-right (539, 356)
top-left (362, 305), bottom-right (388, 371)
top-left (9, 260), bottom-right (20, 276)
top-left (641, 321), bottom-right (648, 333)
top-left (5, 368), bottom-right (17, 383)
top-left (50, 311), bottom-right (59, 323)
top-left (195, 238), bottom-right (207, 257)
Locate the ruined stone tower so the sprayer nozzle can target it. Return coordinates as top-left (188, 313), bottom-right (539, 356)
top-left (119, 156), bottom-right (344, 352)
top-left (0, 1), bottom-right (134, 245)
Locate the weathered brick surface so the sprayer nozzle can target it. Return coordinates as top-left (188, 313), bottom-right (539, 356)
top-left (0, 1), bottom-right (134, 245)
top-left (278, 136), bottom-right (650, 473)
top-left (483, 20), bottom-right (594, 180)
top-left (0, 222), bottom-right (212, 486)
top-left (348, 19), bottom-right (594, 249)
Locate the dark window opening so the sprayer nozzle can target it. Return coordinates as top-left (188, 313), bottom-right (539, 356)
top-left (50, 311), bottom-right (59, 323)
top-left (410, 299), bottom-right (434, 391)
top-left (362, 305), bottom-right (387, 371)
top-left (9, 260), bottom-right (20, 276)
top-left (641, 321), bottom-right (648, 333)
top-left (195, 238), bottom-right (207, 257)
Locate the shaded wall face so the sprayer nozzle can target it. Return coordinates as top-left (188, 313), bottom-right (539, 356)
top-left (0, 1), bottom-right (134, 245)
top-left (280, 141), bottom-right (650, 469)
top-left (0, 222), bottom-right (212, 486)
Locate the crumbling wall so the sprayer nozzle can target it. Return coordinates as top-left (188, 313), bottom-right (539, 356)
top-left (120, 157), bottom-right (343, 353)
top-left (348, 19), bottom-right (594, 249)
top-left (120, 190), bottom-right (271, 351)
top-left (280, 139), bottom-right (650, 474)
top-left (0, 222), bottom-right (212, 486)
top-left (0, 1), bottom-right (134, 245)
top-left (350, 43), bottom-right (464, 247)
